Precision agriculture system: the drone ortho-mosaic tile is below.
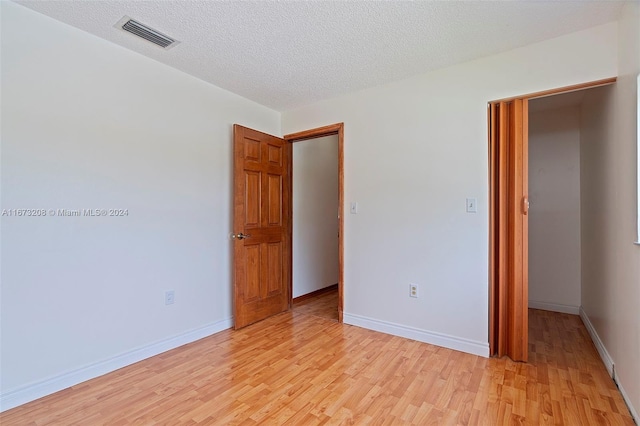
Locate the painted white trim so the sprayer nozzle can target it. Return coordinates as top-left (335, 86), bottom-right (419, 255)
top-left (614, 369), bottom-right (640, 423)
top-left (636, 73), bottom-right (639, 248)
top-left (579, 307), bottom-right (638, 424)
top-left (528, 300), bottom-right (580, 315)
top-left (0, 317), bottom-right (233, 412)
top-left (343, 313), bottom-right (489, 357)
top-left (579, 307), bottom-right (614, 376)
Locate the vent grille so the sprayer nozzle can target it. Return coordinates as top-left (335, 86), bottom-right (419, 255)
top-left (117, 17), bottom-right (178, 49)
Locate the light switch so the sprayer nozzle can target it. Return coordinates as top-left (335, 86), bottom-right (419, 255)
top-left (466, 198), bottom-right (477, 213)
top-left (350, 202), bottom-right (358, 214)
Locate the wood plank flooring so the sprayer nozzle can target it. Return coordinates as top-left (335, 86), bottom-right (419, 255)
top-left (293, 288), bottom-right (339, 322)
top-left (1, 291), bottom-right (634, 425)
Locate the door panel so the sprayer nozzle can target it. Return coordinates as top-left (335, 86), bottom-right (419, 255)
top-left (489, 99), bottom-right (529, 362)
top-left (245, 171), bottom-right (261, 226)
top-left (245, 138), bottom-right (261, 162)
top-left (268, 144), bottom-right (282, 166)
top-left (233, 125), bottom-right (291, 329)
top-left (267, 242), bottom-right (283, 296)
top-left (507, 99), bottom-right (528, 361)
top-left (267, 174), bottom-right (282, 225)
top-left (245, 244), bottom-right (262, 302)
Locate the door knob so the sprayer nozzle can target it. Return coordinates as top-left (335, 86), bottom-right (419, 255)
top-left (231, 232), bottom-right (251, 240)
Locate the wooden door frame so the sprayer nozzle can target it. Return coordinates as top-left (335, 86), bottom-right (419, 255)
top-left (488, 77), bottom-right (617, 357)
top-left (284, 123), bottom-right (344, 322)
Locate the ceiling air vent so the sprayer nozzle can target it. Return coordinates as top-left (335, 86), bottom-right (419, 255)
top-left (115, 16), bottom-right (179, 49)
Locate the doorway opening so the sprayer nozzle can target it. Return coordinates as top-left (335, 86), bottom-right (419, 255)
top-left (285, 124), bottom-right (345, 322)
top-left (488, 78), bottom-right (616, 361)
top-left (290, 134), bottom-right (339, 321)
top-left (528, 91), bottom-right (586, 316)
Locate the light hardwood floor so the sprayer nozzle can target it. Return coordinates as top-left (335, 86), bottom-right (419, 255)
top-left (1, 291), bottom-right (634, 425)
top-left (292, 288), bottom-right (339, 322)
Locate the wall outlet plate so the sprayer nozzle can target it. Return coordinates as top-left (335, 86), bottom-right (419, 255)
top-left (409, 283), bottom-right (418, 298)
top-left (165, 290), bottom-right (175, 305)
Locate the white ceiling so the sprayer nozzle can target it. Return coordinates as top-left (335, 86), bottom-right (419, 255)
top-left (14, 0), bottom-right (625, 111)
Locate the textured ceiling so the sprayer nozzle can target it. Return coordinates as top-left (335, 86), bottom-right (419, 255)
top-left (14, 0), bottom-right (625, 111)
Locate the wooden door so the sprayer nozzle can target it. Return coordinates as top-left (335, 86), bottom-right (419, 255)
top-left (233, 125), bottom-right (291, 329)
top-left (489, 99), bottom-right (529, 361)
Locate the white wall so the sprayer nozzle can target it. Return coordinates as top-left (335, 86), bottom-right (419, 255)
top-left (528, 106), bottom-right (581, 313)
top-left (282, 22), bottom-right (618, 356)
top-left (579, 2), bottom-right (640, 418)
top-left (0, 1), bottom-right (280, 409)
top-left (293, 136), bottom-right (339, 298)
top-left (2, 0), bottom-right (636, 416)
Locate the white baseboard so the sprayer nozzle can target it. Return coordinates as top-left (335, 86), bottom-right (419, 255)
top-left (579, 307), bottom-right (638, 423)
top-left (528, 300), bottom-right (580, 315)
top-left (343, 313), bottom-right (489, 358)
top-left (579, 307), bottom-right (614, 376)
top-left (0, 317), bottom-right (233, 413)
top-left (614, 369), bottom-right (640, 423)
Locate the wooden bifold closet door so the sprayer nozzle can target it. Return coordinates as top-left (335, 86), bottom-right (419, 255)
top-left (489, 99), bottom-right (529, 362)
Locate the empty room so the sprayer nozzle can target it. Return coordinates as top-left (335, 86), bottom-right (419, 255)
top-left (1, 0), bottom-right (638, 424)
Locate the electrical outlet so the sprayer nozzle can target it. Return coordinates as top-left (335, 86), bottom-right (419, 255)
top-left (409, 283), bottom-right (418, 298)
top-left (165, 290), bottom-right (175, 305)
